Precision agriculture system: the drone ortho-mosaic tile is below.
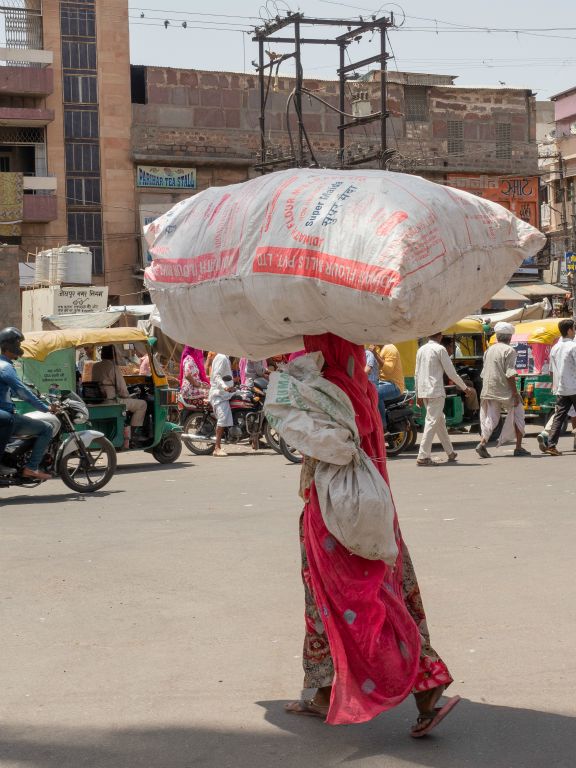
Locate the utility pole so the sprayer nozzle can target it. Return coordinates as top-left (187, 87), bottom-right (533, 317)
top-left (252, 13), bottom-right (395, 173)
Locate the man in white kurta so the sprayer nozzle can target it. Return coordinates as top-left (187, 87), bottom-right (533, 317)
top-left (209, 353), bottom-right (235, 457)
top-left (415, 333), bottom-right (473, 466)
top-left (476, 322), bottom-right (529, 459)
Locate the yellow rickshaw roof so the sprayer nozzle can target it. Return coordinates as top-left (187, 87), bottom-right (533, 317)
top-left (443, 318), bottom-right (485, 335)
top-left (511, 319), bottom-right (562, 345)
top-left (22, 327), bottom-right (150, 361)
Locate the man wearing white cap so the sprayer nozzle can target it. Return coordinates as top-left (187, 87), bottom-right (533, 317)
top-left (476, 322), bottom-right (530, 458)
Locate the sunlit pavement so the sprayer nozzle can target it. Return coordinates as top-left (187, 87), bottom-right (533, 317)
top-left (1, 425), bottom-right (574, 768)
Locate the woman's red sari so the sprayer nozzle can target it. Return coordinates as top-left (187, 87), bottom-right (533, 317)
top-left (301, 333), bottom-right (423, 724)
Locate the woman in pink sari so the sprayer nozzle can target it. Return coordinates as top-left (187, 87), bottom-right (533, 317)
top-left (285, 333), bottom-right (459, 736)
top-left (179, 347), bottom-right (209, 387)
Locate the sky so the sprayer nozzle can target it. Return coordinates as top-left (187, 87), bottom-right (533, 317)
top-left (128, 0), bottom-right (576, 101)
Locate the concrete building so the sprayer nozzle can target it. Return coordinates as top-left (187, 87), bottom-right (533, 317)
top-left (132, 66), bottom-right (540, 272)
top-left (0, 0), bottom-right (138, 319)
top-left (540, 86), bottom-right (576, 287)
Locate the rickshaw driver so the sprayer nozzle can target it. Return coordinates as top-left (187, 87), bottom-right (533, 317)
top-left (91, 345), bottom-right (148, 445)
top-left (0, 327), bottom-right (56, 480)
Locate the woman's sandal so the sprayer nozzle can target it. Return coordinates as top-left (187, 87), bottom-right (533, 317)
top-left (285, 699), bottom-right (329, 719)
top-left (410, 695), bottom-right (461, 738)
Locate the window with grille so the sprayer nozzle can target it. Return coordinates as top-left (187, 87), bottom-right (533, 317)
top-left (63, 74), bottom-right (98, 104)
top-left (496, 123), bottom-right (512, 159)
top-left (61, 40), bottom-right (97, 70)
top-left (0, 126), bottom-right (45, 144)
top-left (404, 86), bottom-right (429, 122)
top-left (66, 177), bottom-right (101, 206)
top-left (65, 142), bottom-right (100, 173)
top-left (64, 108), bottom-right (99, 139)
top-left (0, 156), bottom-right (10, 172)
top-left (2, 2), bottom-right (43, 50)
top-left (447, 120), bottom-right (464, 155)
top-left (67, 211), bottom-right (102, 243)
top-left (60, 5), bottom-right (96, 37)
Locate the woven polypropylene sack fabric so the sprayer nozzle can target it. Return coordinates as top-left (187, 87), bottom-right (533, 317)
top-left (144, 168), bottom-right (545, 357)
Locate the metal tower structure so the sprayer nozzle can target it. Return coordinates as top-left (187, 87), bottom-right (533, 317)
top-left (252, 12), bottom-right (396, 173)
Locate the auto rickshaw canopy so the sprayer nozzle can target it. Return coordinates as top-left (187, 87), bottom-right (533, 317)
top-left (443, 318), bottom-right (485, 335)
top-left (22, 328), bottom-right (151, 362)
top-left (500, 319), bottom-right (562, 346)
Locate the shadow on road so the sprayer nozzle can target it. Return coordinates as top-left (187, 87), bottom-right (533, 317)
top-left (0, 700), bottom-right (573, 768)
top-left (0, 489), bottom-right (123, 507)
top-left (117, 461), bottom-right (196, 473)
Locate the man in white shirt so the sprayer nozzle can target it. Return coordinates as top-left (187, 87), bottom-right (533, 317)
top-left (415, 332), bottom-right (474, 466)
top-left (544, 318), bottom-right (576, 456)
top-left (209, 352), bottom-right (235, 457)
top-left (476, 322), bottom-right (529, 459)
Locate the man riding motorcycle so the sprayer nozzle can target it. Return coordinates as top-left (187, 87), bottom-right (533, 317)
top-left (0, 327), bottom-right (56, 480)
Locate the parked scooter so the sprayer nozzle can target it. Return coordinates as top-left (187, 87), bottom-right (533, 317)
top-left (0, 392), bottom-right (116, 493)
top-left (384, 391), bottom-right (418, 456)
top-left (180, 377), bottom-right (278, 455)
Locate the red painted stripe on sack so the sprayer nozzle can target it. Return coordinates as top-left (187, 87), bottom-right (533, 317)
top-left (253, 246), bottom-right (402, 296)
top-left (146, 249), bottom-right (239, 284)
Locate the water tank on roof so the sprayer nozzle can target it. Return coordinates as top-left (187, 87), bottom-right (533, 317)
top-left (34, 245), bottom-right (92, 285)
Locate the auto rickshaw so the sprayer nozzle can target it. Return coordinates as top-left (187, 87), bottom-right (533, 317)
top-left (398, 318), bottom-right (487, 429)
top-left (492, 318), bottom-right (561, 419)
top-left (17, 328), bottom-right (182, 463)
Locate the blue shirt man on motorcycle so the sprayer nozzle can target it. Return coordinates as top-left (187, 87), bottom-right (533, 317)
top-left (0, 327), bottom-right (55, 480)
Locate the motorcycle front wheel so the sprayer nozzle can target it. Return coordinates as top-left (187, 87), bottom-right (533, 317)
top-left (280, 438), bottom-right (303, 464)
top-left (59, 436), bottom-right (117, 492)
top-left (263, 420), bottom-right (283, 454)
top-left (182, 411), bottom-right (216, 455)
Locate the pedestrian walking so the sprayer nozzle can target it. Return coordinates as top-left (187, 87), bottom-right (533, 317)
top-left (285, 333), bottom-right (459, 735)
top-left (544, 318), bottom-right (576, 456)
top-left (476, 322), bottom-right (530, 459)
top-left (208, 352), bottom-right (235, 457)
top-left (415, 333), bottom-right (474, 466)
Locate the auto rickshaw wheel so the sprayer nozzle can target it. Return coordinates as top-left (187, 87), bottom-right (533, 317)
top-left (152, 432), bottom-right (182, 464)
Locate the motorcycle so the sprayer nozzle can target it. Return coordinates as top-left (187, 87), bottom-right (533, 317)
top-left (180, 377), bottom-right (279, 455)
top-left (0, 391), bottom-right (117, 493)
top-left (384, 391), bottom-right (418, 456)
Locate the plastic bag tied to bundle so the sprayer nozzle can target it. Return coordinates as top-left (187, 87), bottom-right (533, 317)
top-left (265, 353), bottom-right (398, 565)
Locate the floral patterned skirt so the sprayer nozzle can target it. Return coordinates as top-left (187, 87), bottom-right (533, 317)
top-left (300, 513), bottom-right (453, 693)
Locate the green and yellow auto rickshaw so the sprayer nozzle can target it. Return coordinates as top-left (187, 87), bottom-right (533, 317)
top-left (398, 318), bottom-right (487, 429)
top-left (18, 328), bottom-right (182, 463)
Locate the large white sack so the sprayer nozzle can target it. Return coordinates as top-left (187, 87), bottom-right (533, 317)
top-left (264, 354), bottom-right (398, 565)
top-left (144, 168), bottom-right (545, 357)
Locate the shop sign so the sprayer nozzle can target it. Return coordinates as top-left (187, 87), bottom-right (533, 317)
top-left (55, 287), bottom-right (108, 315)
top-left (136, 165), bottom-right (196, 190)
top-left (139, 204), bottom-right (174, 267)
top-left (446, 174), bottom-right (540, 229)
top-left (565, 251), bottom-right (576, 273)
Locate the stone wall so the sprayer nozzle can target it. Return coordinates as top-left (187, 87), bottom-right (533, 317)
top-left (132, 67), bottom-right (538, 178)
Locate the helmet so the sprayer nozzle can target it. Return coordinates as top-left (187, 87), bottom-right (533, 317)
top-left (0, 327), bottom-right (24, 356)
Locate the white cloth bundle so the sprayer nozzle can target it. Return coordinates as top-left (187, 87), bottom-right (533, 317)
top-left (264, 354), bottom-right (398, 565)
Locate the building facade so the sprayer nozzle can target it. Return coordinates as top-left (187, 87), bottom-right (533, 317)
top-left (132, 66), bottom-right (540, 273)
top-left (540, 86), bottom-right (576, 287)
top-left (0, 0), bottom-right (138, 314)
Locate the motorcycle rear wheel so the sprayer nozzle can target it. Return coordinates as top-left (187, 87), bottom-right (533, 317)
top-left (59, 436), bottom-right (117, 493)
top-left (386, 426), bottom-right (411, 456)
top-left (182, 411), bottom-right (216, 455)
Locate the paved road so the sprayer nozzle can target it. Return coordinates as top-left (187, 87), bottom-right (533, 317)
top-left (1, 428), bottom-right (575, 768)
